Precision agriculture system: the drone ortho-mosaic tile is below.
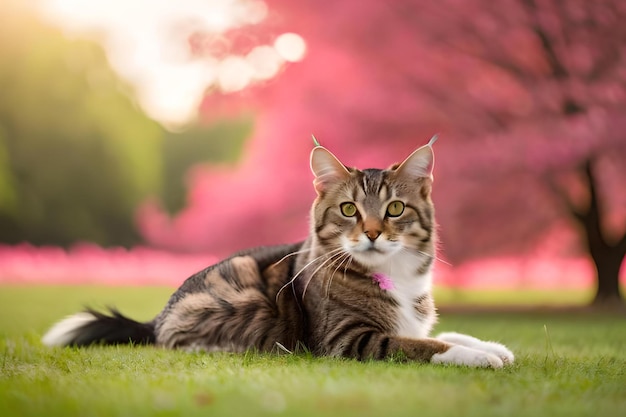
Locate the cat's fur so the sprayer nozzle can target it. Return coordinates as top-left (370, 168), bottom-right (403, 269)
top-left (43, 139), bottom-right (514, 368)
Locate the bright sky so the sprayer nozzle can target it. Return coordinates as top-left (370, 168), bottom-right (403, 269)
top-left (35, 0), bottom-right (306, 129)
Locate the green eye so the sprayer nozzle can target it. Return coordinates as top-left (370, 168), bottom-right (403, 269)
top-left (340, 202), bottom-right (357, 217)
top-left (386, 201), bottom-right (405, 217)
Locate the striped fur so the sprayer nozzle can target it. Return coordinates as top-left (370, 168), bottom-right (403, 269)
top-left (42, 142), bottom-right (514, 368)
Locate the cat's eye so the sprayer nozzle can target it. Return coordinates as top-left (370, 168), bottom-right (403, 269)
top-left (386, 201), bottom-right (405, 217)
top-left (340, 202), bottom-right (357, 217)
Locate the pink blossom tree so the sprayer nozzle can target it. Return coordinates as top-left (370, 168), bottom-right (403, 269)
top-left (139, 0), bottom-right (626, 305)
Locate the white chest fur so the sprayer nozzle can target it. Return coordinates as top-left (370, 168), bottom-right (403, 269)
top-left (377, 253), bottom-right (434, 339)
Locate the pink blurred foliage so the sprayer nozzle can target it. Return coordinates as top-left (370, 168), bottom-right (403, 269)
top-left (433, 256), bottom-right (613, 289)
top-left (6, 0), bottom-right (623, 291)
top-left (3, 242), bottom-right (624, 289)
top-left (137, 2), bottom-right (454, 257)
top-left (0, 243), bottom-right (216, 287)
top-left (138, 0), bottom-right (626, 268)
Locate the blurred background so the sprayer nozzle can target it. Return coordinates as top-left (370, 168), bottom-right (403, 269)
top-left (1, 0), bottom-right (624, 307)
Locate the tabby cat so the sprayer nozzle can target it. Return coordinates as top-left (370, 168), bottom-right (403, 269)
top-left (43, 137), bottom-right (514, 368)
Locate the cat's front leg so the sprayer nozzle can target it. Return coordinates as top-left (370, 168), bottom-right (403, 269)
top-left (385, 336), bottom-right (505, 368)
top-left (435, 332), bottom-right (515, 365)
top-left (330, 333), bottom-right (505, 368)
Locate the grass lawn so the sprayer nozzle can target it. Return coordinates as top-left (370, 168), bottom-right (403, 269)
top-left (1, 285), bottom-right (625, 417)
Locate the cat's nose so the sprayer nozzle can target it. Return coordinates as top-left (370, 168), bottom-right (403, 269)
top-left (364, 229), bottom-right (381, 241)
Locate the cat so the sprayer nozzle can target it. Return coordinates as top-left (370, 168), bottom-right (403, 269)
top-left (43, 137), bottom-right (514, 368)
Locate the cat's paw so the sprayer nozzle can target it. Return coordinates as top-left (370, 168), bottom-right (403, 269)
top-left (436, 332), bottom-right (514, 365)
top-left (477, 341), bottom-right (514, 365)
top-left (431, 345), bottom-right (503, 368)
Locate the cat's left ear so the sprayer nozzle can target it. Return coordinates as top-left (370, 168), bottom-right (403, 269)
top-left (394, 135), bottom-right (437, 181)
top-left (310, 146), bottom-right (350, 194)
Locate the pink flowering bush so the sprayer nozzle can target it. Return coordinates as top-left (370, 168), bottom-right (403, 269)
top-left (0, 244), bottom-right (216, 287)
top-left (2, 243), bottom-right (621, 289)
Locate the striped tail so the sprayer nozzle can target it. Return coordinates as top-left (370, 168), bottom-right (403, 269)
top-left (42, 308), bottom-right (156, 347)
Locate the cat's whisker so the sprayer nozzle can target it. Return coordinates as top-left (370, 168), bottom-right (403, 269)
top-left (272, 247), bottom-right (314, 268)
top-left (301, 250), bottom-right (348, 300)
top-left (331, 252), bottom-right (350, 281)
top-left (401, 247), bottom-right (452, 267)
top-left (423, 252), bottom-right (452, 267)
top-left (307, 252), bottom-right (348, 300)
top-left (323, 252), bottom-right (351, 299)
top-left (302, 248), bottom-right (346, 300)
top-left (275, 247), bottom-right (343, 302)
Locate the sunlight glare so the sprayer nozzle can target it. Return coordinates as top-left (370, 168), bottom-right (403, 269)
top-left (138, 59), bottom-right (218, 127)
top-left (217, 56), bottom-right (254, 92)
top-left (274, 33), bottom-right (307, 62)
top-left (247, 46), bottom-right (283, 80)
top-left (34, 0), bottom-right (305, 129)
top-left (235, 0), bottom-right (268, 25)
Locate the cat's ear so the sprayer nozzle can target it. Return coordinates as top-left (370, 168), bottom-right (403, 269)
top-left (394, 135), bottom-right (437, 181)
top-left (310, 146), bottom-right (350, 194)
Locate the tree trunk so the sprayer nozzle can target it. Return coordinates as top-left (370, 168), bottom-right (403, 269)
top-left (575, 159), bottom-right (626, 307)
top-left (590, 249), bottom-right (624, 307)
top-left (523, 1), bottom-right (626, 307)
top-left (548, 157), bottom-right (625, 307)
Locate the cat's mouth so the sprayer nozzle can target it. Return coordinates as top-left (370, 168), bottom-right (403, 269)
top-left (349, 239), bottom-right (397, 255)
top-left (364, 245), bottom-right (384, 254)
top-left (353, 242), bottom-right (389, 256)
top-left (348, 245), bottom-right (394, 269)
top-left (343, 237), bottom-right (401, 266)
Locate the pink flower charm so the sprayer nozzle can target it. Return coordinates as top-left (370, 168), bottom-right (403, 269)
top-left (372, 273), bottom-right (395, 291)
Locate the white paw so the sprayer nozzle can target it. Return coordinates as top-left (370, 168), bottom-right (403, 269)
top-left (436, 332), bottom-right (514, 365)
top-left (431, 345), bottom-right (503, 368)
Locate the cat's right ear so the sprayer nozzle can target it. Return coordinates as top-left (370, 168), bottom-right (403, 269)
top-left (310, 146), bottom-right (350, 194)
top-left (394, 135), bottom-right (438, 181)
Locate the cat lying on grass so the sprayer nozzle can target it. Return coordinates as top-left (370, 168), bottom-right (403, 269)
top-left (43, 137), bottom-right (514, 368)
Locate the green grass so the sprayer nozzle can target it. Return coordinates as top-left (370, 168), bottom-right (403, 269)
top-left (435, 287), bottom-right (596, 306)
top-left (1, 285), bottom-right (625, 417)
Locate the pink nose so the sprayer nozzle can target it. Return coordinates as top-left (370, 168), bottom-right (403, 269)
top-left (365, 229), bottom-right (381, 241)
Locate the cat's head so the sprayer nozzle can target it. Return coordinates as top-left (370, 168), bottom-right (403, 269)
top-left (310, 138), bottom-right (437, 270)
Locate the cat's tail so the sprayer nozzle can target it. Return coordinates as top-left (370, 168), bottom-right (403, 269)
top-left (42, 308), bottom-right (156, 347)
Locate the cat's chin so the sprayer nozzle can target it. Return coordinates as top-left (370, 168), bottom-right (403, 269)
top-left (348, 249), bottom-right (396, 270)
top-left (341, 239), bottom-right (404, 270)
